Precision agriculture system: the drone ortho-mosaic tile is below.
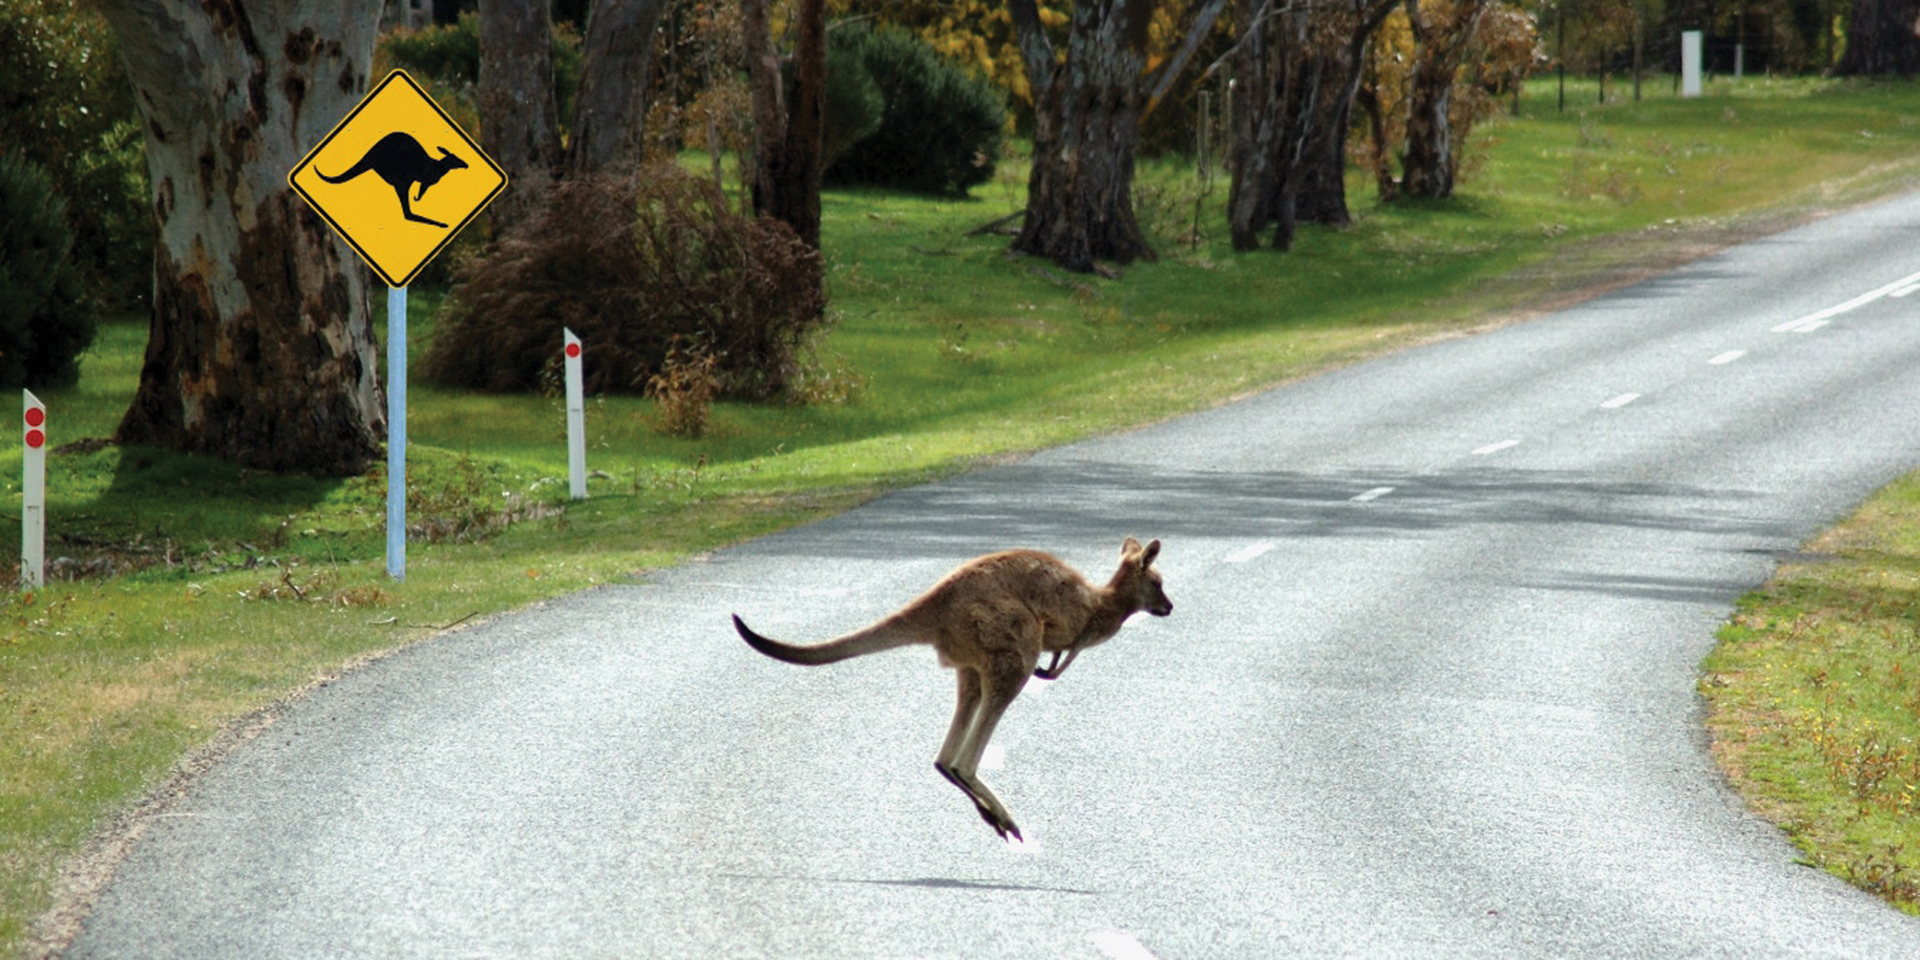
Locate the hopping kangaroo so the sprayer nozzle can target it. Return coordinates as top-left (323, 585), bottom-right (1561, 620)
top-left (732, 537), bottom-right (1172, 841)
top-left (318, 131), bottom-right (468, 227)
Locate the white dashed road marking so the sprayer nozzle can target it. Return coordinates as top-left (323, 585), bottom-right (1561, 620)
top-left (1225, 543), bottom-right (1273, 564)
top-left (1090, 931), bottom-right (1160, 960)
top-left (1708, 350), bottom-right (1746, 365)
top-left (1772, 268), bottom-right (1920, 332)
top-left (1473, 439), bottom-right (1520, 455)
top-left (1600, 393), bottom-right (1641, 409)
top-left (1351, 486), bottom-right (1396, 502)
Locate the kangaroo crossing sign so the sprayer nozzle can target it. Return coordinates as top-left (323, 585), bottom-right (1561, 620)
top-left (290, 69), bottom-right (505, 288)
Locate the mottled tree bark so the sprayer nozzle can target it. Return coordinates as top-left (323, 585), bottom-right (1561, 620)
top-left (477, 0), bottom-right (562, 234)
top-left (1228, 0), bottom-right (1395, 250)
top-left (94, 0), bottom-right (383, 476)
top-left (1010, 0), bottom-right (1225, 273)
top-left (1012, 0), bottom-right (1155, 271)
top-left (567, 0), bottom-right (674, 177)
top-left (742, 0), bottom-right (826, 248)
top-left (1399, 0), bottom-right (1487, 200)
top-left (1835, 0), bottom-right (1920, 76)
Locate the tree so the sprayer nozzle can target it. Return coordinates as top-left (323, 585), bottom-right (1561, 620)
top-left (742, 0), bottom-right (827, 247)
top-left (566, 0), bottom-right (676, 175)
top-left (1834, 0), bottom-right (1920, 75)
top-left (1399, 0), bottom-right (1487, 199)
top-left (476, 0), bottom-right (673, 233)
top-left (1227, 0), bottom-right (1397, 251)
top-left (1008, 0), bottom-right (1226, 273)
top-left (477, 0), bottom-right (562, 234)
top-left (91, 0), bottom-right (383, 476)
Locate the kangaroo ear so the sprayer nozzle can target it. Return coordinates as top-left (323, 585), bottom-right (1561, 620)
top-left (1121, 537), bottom-right (1142, 559)
top-left (1139, 539), bottom-right (1160, 568)
top-left (437, 146), bottom-right (454, 157)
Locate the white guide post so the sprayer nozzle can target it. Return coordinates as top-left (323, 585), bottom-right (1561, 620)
top-left (565, 329), bottom-right (587, 500)
top-left (387, 285), bottom-right (407, 581)
top-left (21, 390), bottom-right (45, 590)
top-left (1681, 31), bottom-right (1703, 98)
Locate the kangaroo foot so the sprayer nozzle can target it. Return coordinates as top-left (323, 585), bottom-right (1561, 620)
top-left (935, 762), bottom-right (1022, 842)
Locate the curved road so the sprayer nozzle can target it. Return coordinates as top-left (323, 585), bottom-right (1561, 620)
top-left (70, 194), bottom-right (1920, 958)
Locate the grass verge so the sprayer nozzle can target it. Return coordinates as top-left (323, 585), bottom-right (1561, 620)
top-left (1703, 472), bottom-right (1920, 915)
top-left (8, 76), bottom-right (1920, 955)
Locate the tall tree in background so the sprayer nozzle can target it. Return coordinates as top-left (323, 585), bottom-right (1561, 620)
top-left (1398, 0), bottom-right (1487, 199)
top-left (1835, 0), bottom-right (1920, 75)
top-left (92, 0), bottom-right (383, 476)
top-left (477, 0), bottom-right (673, 236)
top-left (566, 0), bottom-right (675, 174)
top-left (742, 0), bottom-right (827, 247)
top-left (1228, 0), bottom-right (1396, 250)
top-left (477, 0), bottom-right (562, 233)
top-left (1008, 0), bottom-right (1226, 273)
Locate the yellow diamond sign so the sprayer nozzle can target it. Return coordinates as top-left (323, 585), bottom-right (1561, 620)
top-left (289, 69), bottom-right (506, 288)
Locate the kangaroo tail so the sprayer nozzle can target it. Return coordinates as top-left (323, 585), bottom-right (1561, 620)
top-left (315, 158), bottom-right (368, 183)
top-left (732, 613), bottom-right (920, 666)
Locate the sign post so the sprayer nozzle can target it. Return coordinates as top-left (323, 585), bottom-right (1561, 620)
top-left (565, 329), bottom-right (587, 500)
top-left (387, 287), bottom-right (408, 579)
top-left (21, 391), bottom-right (45, 591)
top-left (289, 70), bottom-right (505, 581)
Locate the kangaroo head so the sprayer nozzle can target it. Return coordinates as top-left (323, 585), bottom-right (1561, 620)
top-left (1116, 537), bottom-right (1172, 618)
top-left (436, 146), bottom-right (469, 171)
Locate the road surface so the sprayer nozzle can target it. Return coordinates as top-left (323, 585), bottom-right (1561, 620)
top-left (68, 194), bottom-right (1920, 958)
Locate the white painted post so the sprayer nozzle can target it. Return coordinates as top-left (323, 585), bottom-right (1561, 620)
top-left (564, 328), bottom-right (587, 500)
top-left (1681, 31), bottom-right (1704, 98)
top-left (21, 390), bottom-right (45, 590)
top-left (387, 285), bottom-right (407, 581)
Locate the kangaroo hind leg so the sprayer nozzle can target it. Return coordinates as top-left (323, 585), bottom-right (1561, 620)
top-left (393, 183), bottom-right (448, 228)
top-left (936, 654), bottom-right (1033, 841)
top-left (935, 667), bottom-right (1014, 839)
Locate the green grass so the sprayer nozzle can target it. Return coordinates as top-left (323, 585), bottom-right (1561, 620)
top-left (1703, 472), bottom-right (1920, 914)
top-left (9, 75), bottom-right (1920, 956)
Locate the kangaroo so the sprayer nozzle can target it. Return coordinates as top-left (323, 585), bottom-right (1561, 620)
top-left (317, 131), bottom-right (468, 228)
top-left (732, 537), bottom-right (1172, 841)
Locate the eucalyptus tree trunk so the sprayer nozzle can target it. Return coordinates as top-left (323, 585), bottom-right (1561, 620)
top-left (1229, 0), bottom-right (1396, 250)
top-left (477, 0), bottom-right (562, 234)
top-left (1399, 0), bottom-right (1488, 199)
top-left (566, 0), bottom-right (675, 177)
top-left (1835, 0), bottom-right (1920, 75)
top-left (94, 0), bottom-right (383, 476)
top-left (1010, 0), bottom-right (1157, 272)
top-left (742, 0), bottom-right (826, 248)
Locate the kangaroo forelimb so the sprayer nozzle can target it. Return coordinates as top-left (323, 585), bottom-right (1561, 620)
top-left (1034, 647), bottom-right (1082, 680)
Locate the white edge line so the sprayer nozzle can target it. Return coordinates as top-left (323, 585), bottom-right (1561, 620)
top-left (1090, 931), bottom-right (1161, 960)
top-left (1772, 268), bottom-right (1920, 332)
top-left (1224, 543), bottom-right (1274, 564)
top-left (1351, 486), bottom-right (1395, 502)
top-left (1600, 392), bottom-right (1641, 409)
top-left (1472, 439), bottom-right (1520, 455)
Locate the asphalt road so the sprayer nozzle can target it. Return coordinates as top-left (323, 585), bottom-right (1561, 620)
top-left (68, 194), bottom-right (1920, 959)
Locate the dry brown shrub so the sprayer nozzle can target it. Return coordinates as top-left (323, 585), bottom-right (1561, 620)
top-left (420, 163), bottom-right (827, 399)
top-left (644, 341), bottom-right (719, 438)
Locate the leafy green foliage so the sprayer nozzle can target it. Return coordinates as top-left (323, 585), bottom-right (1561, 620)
top-left (0, 152), bottom-right (96, 390)
top-left (824, 24), bottom-right (1005, 196)
top-left (376, 11), bottom-right (585, 129)
top-left (0, 0), bottom-right (150, 310)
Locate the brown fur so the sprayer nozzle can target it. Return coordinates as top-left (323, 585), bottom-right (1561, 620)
top-left (733, 537), bottom-right (1172, 840)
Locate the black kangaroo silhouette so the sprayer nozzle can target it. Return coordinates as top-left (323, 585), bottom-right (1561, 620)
top-left (317, 131), bottom-right (469, 228)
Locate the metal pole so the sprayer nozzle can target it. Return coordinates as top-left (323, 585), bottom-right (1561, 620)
top-left (387, 285), bottom-right (407, 581)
